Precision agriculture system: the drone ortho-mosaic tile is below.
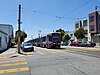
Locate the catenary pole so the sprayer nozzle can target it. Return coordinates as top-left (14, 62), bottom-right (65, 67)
top-left (18, 4), bottom-right (21, 54)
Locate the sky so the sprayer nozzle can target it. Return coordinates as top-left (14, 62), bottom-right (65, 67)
top-left (0, 0), bottom-right (100, 41)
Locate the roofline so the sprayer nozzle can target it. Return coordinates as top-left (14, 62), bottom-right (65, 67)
top-left (0, 24), bottom-right (13, 27)
top-left (89, 10), bottom-right (100, 15)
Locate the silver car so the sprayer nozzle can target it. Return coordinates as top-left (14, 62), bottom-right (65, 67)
top-left (79, 41), bottom-right (96, 47)
top-left (22, 43), bottom-right (34, 52)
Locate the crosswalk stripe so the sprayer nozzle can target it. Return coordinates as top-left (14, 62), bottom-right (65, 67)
top-left (0, 67), bottom-right (29, 74)
top-left (0, 56), bottom-right (7, 58)
top-left (0, 59), bottom-right (26, 64)
top-left (0, 62), bottom-right (27, 67)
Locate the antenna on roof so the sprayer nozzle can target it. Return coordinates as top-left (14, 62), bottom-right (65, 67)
top-left (95, 6), bottom-right (97, 11)
top-left (95, 6), bottom-right (100, 11)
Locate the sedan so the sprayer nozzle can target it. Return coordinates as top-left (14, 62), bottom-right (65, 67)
top-left (79, 41), bottom-right (96, 47)
top-left (22, 43), bottom-right (34, 52)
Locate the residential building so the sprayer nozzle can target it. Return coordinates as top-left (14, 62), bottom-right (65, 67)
top-left (74, 21), bottom-right (82, 42)
top-left (75, 21), bottom-right (82, 30)
top-left (74, 19), bottom-right (91, 42)
top-left (89, 11), bottom-right (100, 46)
top-left (0, 24), bottom-right (14, 47)
top-left (82, 19), bottom-right (91, 42)
top-left (0, 30), bottom-right (8, 51)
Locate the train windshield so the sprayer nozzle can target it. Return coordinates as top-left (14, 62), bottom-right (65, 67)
top-left (53, 34), bottom-right (60, 43)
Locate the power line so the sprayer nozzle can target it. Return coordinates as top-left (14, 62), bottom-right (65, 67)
top-left (21, 0), bottom-right (92, 28)
top-left (63, 0), bottom-right (92, 16)
top-left (48, 0), bottom-right (92, 26)
top-left (22, 8), bottom-right (85, 20)
top-left (49, 0), bottom-right (92, 25)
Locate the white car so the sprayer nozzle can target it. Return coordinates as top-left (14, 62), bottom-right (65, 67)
top-left (22, 43), bottom-right (34, 52)
top-left (79, 41), bottom-right (96, 47)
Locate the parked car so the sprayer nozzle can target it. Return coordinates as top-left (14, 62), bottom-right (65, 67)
top-left (70, 42), bottom-right (80, 46)
top-left (22, 43), bottom-right (34, 52)
top-left (79, 41), bottom-right (96, 47)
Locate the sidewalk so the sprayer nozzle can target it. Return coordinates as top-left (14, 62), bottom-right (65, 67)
top-left (1, 47), bottom-right (17, 56)
top-left (0, 45), bottom-right (33, 57)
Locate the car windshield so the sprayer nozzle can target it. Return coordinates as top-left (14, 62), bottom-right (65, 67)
top-left (24, 43), bottom-right (32, 46)
top-left (53, 34), bottom-right (60, 42)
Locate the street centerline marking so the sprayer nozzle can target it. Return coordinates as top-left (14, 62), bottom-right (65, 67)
top-left (64, 50), bottom-right (76, 52)
top-left (64, 49), bottom-right (88, 52)
top-left (47, 50), bottom-right (57, 54)
top-left (36, 52), bottom-right (45, 54)
top-left (27, 54), bottom-right (33, 56)
top-left (0, 67), bottom-right (29, 74)
top-left (56, 50), bottom-right (65, 52)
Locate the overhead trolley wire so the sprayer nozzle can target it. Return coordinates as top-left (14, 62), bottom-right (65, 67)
top-left (22, 0), bottom-right (92, 26)
top-left (47, 0), bottom-right (92, 26)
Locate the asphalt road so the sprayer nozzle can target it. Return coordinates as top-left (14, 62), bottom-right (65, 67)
top-left (0, 46), bottom-right (100, 75)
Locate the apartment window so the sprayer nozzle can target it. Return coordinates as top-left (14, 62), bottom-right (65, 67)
top-left (90, 25), bottom-right (94, 31)
top-left (85, 30), bottom-right (88, 34)
top-left (83, 20), bottom-right (87, 27)
top-left (0, 37), bottom-right (1, 47)
top-left (84, 37), bottom-right (88, 41)
top-left (89, 16), bottom-right (94, 22)
top-left (75, 23), bottom-right (79, 28)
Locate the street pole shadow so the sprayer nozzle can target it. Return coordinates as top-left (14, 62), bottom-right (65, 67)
top-left (18, 51), bottom-right (36, 56)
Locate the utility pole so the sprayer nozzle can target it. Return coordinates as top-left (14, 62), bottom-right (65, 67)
top-left (17, 4), bottom-right (21, 54)
top-left (38, 30), bottom-right (41, 38)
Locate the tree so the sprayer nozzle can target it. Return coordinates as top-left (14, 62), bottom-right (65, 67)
top-left (56, 28), bottom-right (65, 41)
top-left (15, 30), bottom-right (27, 43)
top-left (60, 32), bottom-right (65, 41)
top-left (56, 28), bottom-right (65, 33)
top-left (74, 27), bottom-right (85, 40)
top-left (62, 34), bottom-right (71, 42)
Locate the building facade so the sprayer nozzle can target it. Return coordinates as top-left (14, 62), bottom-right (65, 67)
top-left (89, 11), bottom-right (100, 46)
top-left (75, 21), bottom-right (82, 30)
top-left (0, 30), bottom-right (8, 51)
top-left (74, 21), bottom-right (82, 42)
top-left (74, 19), bottom-right (91, 42)
top-left (82, 19), bottom-right (91, 42)
top-left (0, 24), bottom-right (14, 47)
